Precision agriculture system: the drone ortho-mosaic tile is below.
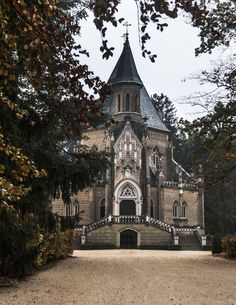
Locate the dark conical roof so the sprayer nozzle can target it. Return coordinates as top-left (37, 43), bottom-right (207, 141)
top-left (107, 37), bottom-right (143, 86)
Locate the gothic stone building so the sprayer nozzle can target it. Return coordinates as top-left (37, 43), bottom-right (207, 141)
top-left (52, 37), bottom-right (206, 249)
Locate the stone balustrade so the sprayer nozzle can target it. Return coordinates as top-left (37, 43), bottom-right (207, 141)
top-left (162, 181), bottom-right (197, 190)
top-left (78, 215), bottom-right (174, 234)
top-left (174, 227), bottom-right (197, 236)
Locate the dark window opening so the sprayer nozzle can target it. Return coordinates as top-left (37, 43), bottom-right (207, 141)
top-left (135, 94), bottom-right (138, 112)
top-left (126, 93), bottom-right (130, 111)
top-left (117, 94), bottom-right (121, 112)
top-left (150, 200), bottom-right (154, 217)
top-left (100, 199), bottom-right (105, 219)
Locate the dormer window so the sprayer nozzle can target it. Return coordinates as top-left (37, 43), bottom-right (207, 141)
top-left (126, 93), bottom-right (130, 111)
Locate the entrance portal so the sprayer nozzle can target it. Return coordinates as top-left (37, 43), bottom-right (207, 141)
top-left (120, 229), bottom-right (137, 249)
top-left (120, 200), bottom-right (136, 215)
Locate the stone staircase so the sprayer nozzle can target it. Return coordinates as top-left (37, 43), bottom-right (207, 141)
top-left (85, 223), bottom-right (173, 249)
top-left (178, 235), bottom-right (202, 250)
top-left (75, 216), bottom-right (205, 250)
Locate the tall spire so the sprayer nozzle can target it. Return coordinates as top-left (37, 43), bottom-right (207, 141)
top-left (107, 37), bottom-right (143, 87)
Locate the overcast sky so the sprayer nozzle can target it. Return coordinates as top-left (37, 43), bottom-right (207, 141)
top-left (78, 1), bottom-right (222, 120)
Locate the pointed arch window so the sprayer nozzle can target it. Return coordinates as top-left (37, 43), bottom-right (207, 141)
top-left (173, 201), bottom-right (178, 218)
top-left (100, 199), bottom-right (105, 219)
top-left (125, 93), bottom-right (130, 111)
top-left (151, 147), bottom-right (159, 172)
top-left (181, 202), bottom-right (187, 218)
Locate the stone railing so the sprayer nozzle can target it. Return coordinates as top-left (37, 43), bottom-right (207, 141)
top-left (78, 215), bottom-right (174, 234)
top-left (162, 181), bottom-right (197, 190)
top-left (162, 181), bottom-right (178, 188)
top-left (145, 216), bottom-right (173, 233)
top-left (112, 215), bottom-right (146, 224)
top-left (173, 227), bottom-right (197, 236)
top-left (182, 183), bottom-right (197, 191)
top-left (85, 216), bottom-right (110, 233)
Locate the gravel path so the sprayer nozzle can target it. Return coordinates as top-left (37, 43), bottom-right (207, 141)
top-left (0, 250), bottom-right (236, 305)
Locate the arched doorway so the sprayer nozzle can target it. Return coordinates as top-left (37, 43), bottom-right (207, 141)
top-left (120, 200), bottom-right (136, 215)
top-left (113, 180), bottom-right (143, 216)
top-left (120, 229), bottom-right (137, 249)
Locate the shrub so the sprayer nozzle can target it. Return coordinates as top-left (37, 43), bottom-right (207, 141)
top-left (222, 236), bottom-right (236, 258)
top-left (212, 233), bottom-right (223, 254)
top-left (35, 225), bottom-right (74, 267)
top-left (0, 205), bottom-right (41, 279)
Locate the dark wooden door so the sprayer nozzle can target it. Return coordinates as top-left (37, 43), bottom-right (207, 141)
top-left (120, 229), bottom-right (137, 249)
top-left (120, 200), bottom-right (136, 215)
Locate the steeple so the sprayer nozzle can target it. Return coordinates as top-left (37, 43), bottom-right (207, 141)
top-left (104, 37), bottom-right (169, 132)
top-left (107, 37), bottom-right (143, 87)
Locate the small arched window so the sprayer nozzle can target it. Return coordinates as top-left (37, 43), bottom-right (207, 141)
top-left (150, 200), bottom-right (154, 218)
top-left (135, 94), bottom-right (138, 112)
top-left (182, 202), bottom-right (187, 218)
top-left (125, 93), bottom-right (130, 111)
top-left (151, 147), bottom-right (159, 170)
top-left (100, 199), bottom-right (105, 219)
top-left (173, 201), bottom-right (178, 218)
top-left (117, 94), bottom-right (121, 112)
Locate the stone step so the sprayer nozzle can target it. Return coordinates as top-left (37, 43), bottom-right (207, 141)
top-left (180, 244), bottom-right (202, 250)
top-left (178, 235), bottom-right (201, 250)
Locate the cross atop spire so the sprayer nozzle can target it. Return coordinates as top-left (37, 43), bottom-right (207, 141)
top-left (123, 21), bottom-right (131, 38)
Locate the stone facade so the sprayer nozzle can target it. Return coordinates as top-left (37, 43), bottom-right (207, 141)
top-left (52, 37), bottom-right (205, 249)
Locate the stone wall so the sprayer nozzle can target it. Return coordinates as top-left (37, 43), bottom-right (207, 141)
top-left (162, 187), bottom-right (200, 226)
top-left (85, 223), bottom-right (172, 248)
top-left (52, 199), bottom-right (64, 215)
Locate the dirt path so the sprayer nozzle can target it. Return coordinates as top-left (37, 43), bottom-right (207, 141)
top-left (0, 250), bottom-right (235, 305)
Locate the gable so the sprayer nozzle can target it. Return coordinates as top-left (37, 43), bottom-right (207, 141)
top-left (114, 121), bottom-right (142, 152)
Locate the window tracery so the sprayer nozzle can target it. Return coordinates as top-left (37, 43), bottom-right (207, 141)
top-left (120, 185), bottom-right (136, 198)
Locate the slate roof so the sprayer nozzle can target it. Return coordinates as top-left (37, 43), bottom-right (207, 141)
top-left (139, 87), bottom-right (169, 132)
top-left (107, 37), bottom-right (143, 86)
